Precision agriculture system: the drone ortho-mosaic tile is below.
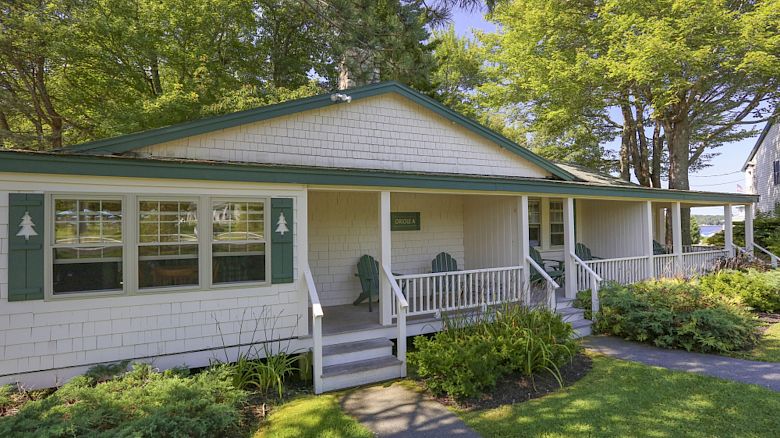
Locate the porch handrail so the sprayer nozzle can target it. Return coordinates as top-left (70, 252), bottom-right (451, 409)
top-left (395, 265), bottom-right (523, 280)
top-left (303, 265), bottom-right (323, 394)
top-left (572, 253), bottom-right (601, 318)
top-left (381, 263), bottom-right (408, 378)
top-left (752, 243), bottom-right (780, 268)
top-left (526, 255), bottom-right (558, 309)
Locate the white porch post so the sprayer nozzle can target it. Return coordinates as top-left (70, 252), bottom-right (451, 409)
top-left (563, 197), bottom-right (576, 298)
top-left (745, 203), bottom-right (754, 254)
top-left (671, 202), bottom-right (683, 273)
top-left (643, 201), bottom-right (654, 279)
top-left (518, 196), bottom-right (531, 304)
top-left (379, 191), bottom-right (392, 326)
top-left (657, 208), bottom-right (666, 244)
top-left (724, 204), bottom-right (734, 256)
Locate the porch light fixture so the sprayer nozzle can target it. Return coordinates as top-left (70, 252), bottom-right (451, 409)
top-left (330, 93), bottom-right (352, 103)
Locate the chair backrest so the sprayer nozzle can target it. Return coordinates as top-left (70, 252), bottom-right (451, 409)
top-left (432, 252), bottom-right (458, 273)
top-left (653, 240), bottom-right (668, 255)
top-left (356, 254), bottom-right (380, 294)
top-left (575, 243), bottom-right (593, 261)
top-left (528, 247), bottom-right (544, 278)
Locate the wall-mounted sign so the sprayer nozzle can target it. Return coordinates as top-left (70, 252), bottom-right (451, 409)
top-left (391, 212), bottom-right (420, 231)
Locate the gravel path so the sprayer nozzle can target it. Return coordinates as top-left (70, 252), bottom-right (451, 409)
top-left (583, 335), bottom-right (780, 391)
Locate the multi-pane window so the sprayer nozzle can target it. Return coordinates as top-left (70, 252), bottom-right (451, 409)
top-left (212, 201), bottom-right (266, 284)
top-left (52, 198), bottom-right (123, 294)
top-left (549, 199), bottom-right (564, 246)
top-left (138, 200), bottom-right (199, 289)
top-left (774, 160), bottom-right (779, 186)
top-left (528, 199), bottom-right (541, 247)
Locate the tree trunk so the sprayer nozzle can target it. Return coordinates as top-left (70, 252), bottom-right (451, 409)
top-left (650, 120), bottom-right (662, 188)
top-left (665, 113), bottom-right (692, 245)
top-left (633, 101), bottom-right (651, 186)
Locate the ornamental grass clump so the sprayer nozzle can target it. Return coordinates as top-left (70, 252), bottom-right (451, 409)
top-left (409, 306), bottom-right (576, 399)
top-left (594, 279), bottom-right (759, 353)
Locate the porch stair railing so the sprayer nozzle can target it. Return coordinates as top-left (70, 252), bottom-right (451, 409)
top-left (572, 254), bottom-right (602, 317)
top-left (525, 257), bottom-right (558, 310)
top-left (303, 265), bottom-right (324, 394)
top-left (680, 248), bottom-right (730, 275)
top-left (392, 266), bottom-right (524, 317)
top-left (752, 243), bottom-right (780, 268)
top-left (381, 263), bottom-right (408, 378)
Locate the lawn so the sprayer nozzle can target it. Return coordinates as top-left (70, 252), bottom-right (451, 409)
top-left (747, 322), bottom-right (780, 362)
top-left (255, 393), bottom-right (371, 438)
top-left (458, 355), bottom-right (780, 437)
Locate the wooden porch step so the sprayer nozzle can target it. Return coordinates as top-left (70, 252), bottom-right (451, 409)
top-left (571, 319), bottom-right (593, 338)
top-left (322, 338), bottom-right (394, 367)
top-left (321, 355), bottom-right (403, 392)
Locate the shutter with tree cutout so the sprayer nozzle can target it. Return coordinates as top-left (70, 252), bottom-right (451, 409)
top-left (271, 198), bottom-right (294, 284)
top-left (8, 193), bottom-right (44, 301)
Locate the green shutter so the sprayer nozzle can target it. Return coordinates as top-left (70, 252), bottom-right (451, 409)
top-left (8, 193), bottom-right (44, 301)
top-left (271, 198), bottom-right (294, 284)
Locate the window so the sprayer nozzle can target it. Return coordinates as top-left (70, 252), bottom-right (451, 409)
top-left (549, 199), bottom-right (564, 246)
top-left (774, 160), bottom-right (779, 186)
top-left (211, 200), bottom-right (267, 284)
top-left (138, 200), bottom-right (199, 289)
top-left (528, 199), bottom-right (541, 247)
top-left (52, 198), bottom-right (123, 294)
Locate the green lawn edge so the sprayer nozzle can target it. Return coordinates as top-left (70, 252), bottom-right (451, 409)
top-left (254, 393), bottom-right (371, 438)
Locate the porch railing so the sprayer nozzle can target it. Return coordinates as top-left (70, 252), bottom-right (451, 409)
top-left (579, 255), bottom-right (650, 288)
top-left (303, 265), bottom-right (323, 394)
top-left (653, 253), bottom-right (677, 278)
top-left (680, 249), bottom-right (730, 275)
top-left (392, 266), bottom-right (524, 317)
top-left (381, 263), bottom-right (408, 377)
top-left (752, 243), bottom-right (780, 268)
top-left (526, 257), bottom-right (557, 310)
top-left (572, 254), bottom-right (602, 317)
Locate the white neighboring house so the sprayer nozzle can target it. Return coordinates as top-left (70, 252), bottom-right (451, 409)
top-left (743, 119), bottom-right (780, 215)
top-left (0, 82), bottom-right (762, 393)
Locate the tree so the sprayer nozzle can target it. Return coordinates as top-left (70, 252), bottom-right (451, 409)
top-left (481, 0), bottom-right (780, 243)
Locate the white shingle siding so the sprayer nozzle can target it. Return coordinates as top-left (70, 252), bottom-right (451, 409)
top-left (137, 94), bottom-right (551, 179)
top-left (308, 191), bottom-right (465, 306)
top-left (750, 123), bottom-right (780, 214)
top-left (577, 200), bottom-right (649, 258)
top-left (0, 175), bottom-right (307, 387)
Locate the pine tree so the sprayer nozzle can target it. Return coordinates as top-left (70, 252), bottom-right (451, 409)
top-left (275, 212), bottom-right (289, 235)
top-left (16, 211), bottom-right (38, 240)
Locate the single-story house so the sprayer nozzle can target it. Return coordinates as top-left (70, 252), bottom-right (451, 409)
top-left (0, 82), bottom-right (762, 393)
top-left (743, 118), bottom-right (779, 215)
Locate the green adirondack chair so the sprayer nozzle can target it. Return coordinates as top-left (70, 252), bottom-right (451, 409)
top-left (432, 252), bottom-right (458, 273)
top-left (529, 247), bottom-right (565, 284)
top-left (354, 255), bottom-right (380, 311)
top-left (653, 240), bottom-right (668, 255)
top-left (575, 243), bottom-right (603, 261)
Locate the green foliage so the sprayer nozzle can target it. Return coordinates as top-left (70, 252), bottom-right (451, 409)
top-left (224, 352), bottom-right (298, 399)
top-left (690, 216), bottom-right (701, 244)
top-left (592, 280), bottom-right (759, 353)
top-left (0, 363), bottom-right (247, 437)
top-left (0, 385), bottom-right (12, 411)
top-left (409, 306), bottom-right (576, 399)
top-left (699, 269), bottom-right (780, 313)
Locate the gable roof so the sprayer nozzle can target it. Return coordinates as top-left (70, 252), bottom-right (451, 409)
top-left (742, 118), bottom-right (776, 171)
top-left (63, 81), bottom-right (577, 181)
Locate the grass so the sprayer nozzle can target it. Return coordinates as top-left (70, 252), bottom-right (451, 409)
top-left (747, 322), bottom-right (780, 362)
top-left (255, 393), bottom-right (371, 438)
top-left (458, 355), bottom-right (780, 437)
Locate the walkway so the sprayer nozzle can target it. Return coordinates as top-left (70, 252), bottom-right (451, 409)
top-left (340, 383), bottom-right (480, 438)
top-left (583, 335), bottom-right (780, 391)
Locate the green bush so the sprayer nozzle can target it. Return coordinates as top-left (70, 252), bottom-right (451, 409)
top-left (593, 280), bottom-right (759, 353)
top-left (706, 215), bottom-right (780, 254)
top-left (409, 306), bottom-right (576, 399)
top-left (0, 363), bottom-right (247, 437)
top-left (699, 269), bottom-right (780, 313)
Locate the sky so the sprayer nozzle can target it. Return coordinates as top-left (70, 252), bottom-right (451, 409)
top-left (450, 8), bottom-right (763, 215)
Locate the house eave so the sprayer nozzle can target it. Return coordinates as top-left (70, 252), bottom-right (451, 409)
top-left (0, 150), bottom-right (757, 204)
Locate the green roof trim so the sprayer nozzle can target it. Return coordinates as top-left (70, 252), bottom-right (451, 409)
top-left (63, 81), bottom-right (577, 181)
top-left (0, 150), bottom-right (757, 204)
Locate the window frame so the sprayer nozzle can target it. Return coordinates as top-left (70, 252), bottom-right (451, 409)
top-left (45, 194), bottom-right (129, 299)
top-left (136, 196), bottom-right (202, 294)
top-left (548, 199), bottom-right (565, 247)
top-left (44, 193), bottom-right (275, 300)
top-left (208, 197), bottom-right (271, 288)
top-left (528, 197), bottom-right (566, 251)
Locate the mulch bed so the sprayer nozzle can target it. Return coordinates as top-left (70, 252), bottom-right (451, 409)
top-left (432, 353), bottom-right (593, 411)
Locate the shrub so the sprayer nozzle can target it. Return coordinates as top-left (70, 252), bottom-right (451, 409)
top-left (593, 280), bottom-right (759, 353)
top-left (409, 306), bottom-right (576, 399)
top-left (0, 363), bottom-right (247, 437)
top-left (699, 269), bottom-right (780, 313)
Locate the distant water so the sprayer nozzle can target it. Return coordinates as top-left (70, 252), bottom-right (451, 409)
top-left (700, 225), bottom-right (723, 237)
